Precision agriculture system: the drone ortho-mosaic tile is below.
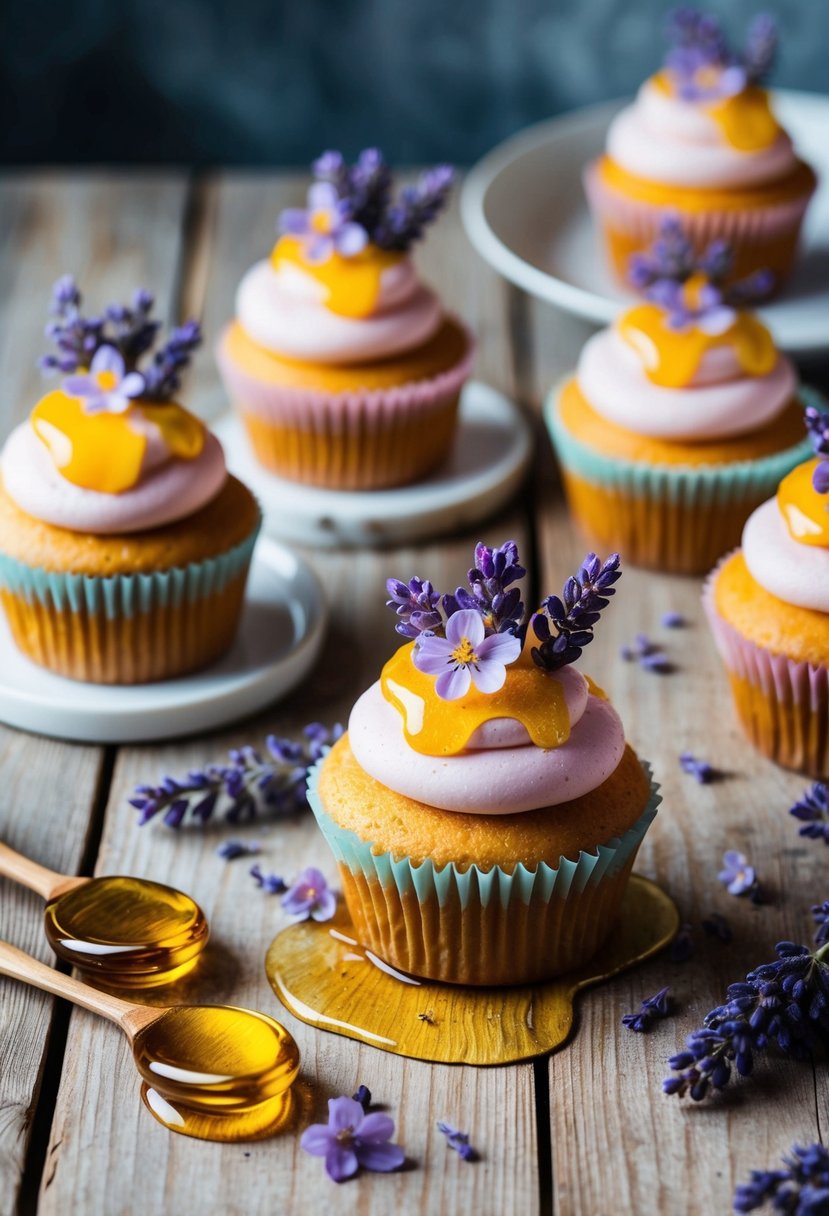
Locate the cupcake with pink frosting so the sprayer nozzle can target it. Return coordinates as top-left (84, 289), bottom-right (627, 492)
top-left (546, 221), bottom-right (811, 574)
top-left (705, 405), bottom-right (829, 777)
top-left (585, 9), bottom-right (817, 293)
top-left (0, 277), bottom-right (260, 684)
top-left (308, 542), bottom-right (661, 986)
top-left (217, 149), bottom-right (474, 491)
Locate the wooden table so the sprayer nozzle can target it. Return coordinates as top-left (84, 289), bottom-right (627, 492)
top-left (1, 171), bottom-right (827, 1216)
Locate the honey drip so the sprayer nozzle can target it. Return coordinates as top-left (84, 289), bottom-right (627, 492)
top-left (618, 302), bottom-right (776, 389)
top-left (380, 642), bottom-right (571, 756)
top-left (271, 235), bottom-right (402, 319)
top-left (43, 876), bottom-right (209, 989)
top-left (777, 458), bottom-right (829, 548)
top-left (653, 71), bottom-right (780, 151)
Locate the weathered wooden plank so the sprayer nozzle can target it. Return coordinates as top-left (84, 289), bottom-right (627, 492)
top-left (0, 171), bottom-right (188, 1215)
top-left (530, 300), bottom-right (825, 1213)
top-left (38, 174), bottom-right (541, 1216)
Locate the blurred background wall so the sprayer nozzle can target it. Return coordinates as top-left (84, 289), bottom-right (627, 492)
top-left (1, 0), bottom-right (825, 166)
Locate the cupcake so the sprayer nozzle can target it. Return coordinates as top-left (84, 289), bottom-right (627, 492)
top-left (705, 405), bottom-right (829, 777)
top-left (585, 9), bottom-right (817, 293)
top-left (0, 277), bottom-right (260, 684)
top-left (217, 149), bottom-right (474, 491)
top-left (308, 542), bottom-right (660, 986)
top-left (545, 222), bottom-right (811, 575)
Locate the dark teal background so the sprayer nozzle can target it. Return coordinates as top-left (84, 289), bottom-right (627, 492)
top-left (1, 0), bottom-right (825, 166)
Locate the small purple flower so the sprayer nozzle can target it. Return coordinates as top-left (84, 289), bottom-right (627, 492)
top-left (670, 923), bottom-right (694, 963)
top-left (661, 611), bottom-right (687, 628)
top-left (718, 851), bottom-right (757, 897)
top-left (216, 839), bottom-right (260, 861)
top-left (414, 608), bottom-right (521, 700)
top-left (437, 1121), bottom-right (477, 1162)
top-left (279, 181), bottom-right (369, 264)
top-left (281, 866), bottom-right (337, 922)
top-left (622, 986), bottom-right (673, 1033)
top-left (250, 864), bottom-right (286, 894)
top-left (702, 913), bottom-right (733, 943)
top-left (63, 345), bottom-right (145, 414)
top-left (300, 1096), bottom-right (405, 1183)
top-left (680, 751), bottom-right (717, 784)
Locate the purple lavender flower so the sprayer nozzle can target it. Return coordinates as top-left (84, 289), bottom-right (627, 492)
top-left (437, 1121), bottom-right (477, 1162)
top-left (63, 345), bottom-right (145, 414)
top-left (813, 902), bottom-right (829, 947)
top-left (622, 986), bottom-right (673, 1033)
top-left (620, 633), bottom-right (672, 674)
top-left (661, 611), bottom-right (687, 628)
top-left (734, 1142), bottom-right (829, 1214)
top-left (444, 540), bottom-right (526, 636)
top-left (374, 164), bottom-right (455, 252)
top-left (300, 1096), bottom-right (405, 1182)
top-left (789, 782), bottom-right (829, 844)
top-left (664, 8), bottom-right (777, 101)
top-left (803, 406), bottom-right (829, 496)
top-left (679, 751), bottom-right (717, 784)
top-left (532, 552), bottom-right (621, 673)
top-left (132, 723), bottom-right (343, 828)
top-left (216, 839), bottom-right (260, 861)
top-left (386, 576), bottom-right (444, 639)
top-left (281, 867), bottom-right (337, 923)
top-left (414, 609), bottom-right (521, 700)
top-left (670, 923), bottom-right (695, 963)
top-left (702, 913), bottom-right (733, 943)
top-left (352, 1085), bottom-right (372, 1113)
top-left (140, 319), bottom-right (203, 402)
top-left (718, 850), bottom-right (757, 897)
top-left (250, 864), bottom-right (287, 894)
top-left (279, 181), bottom-right (369, 263)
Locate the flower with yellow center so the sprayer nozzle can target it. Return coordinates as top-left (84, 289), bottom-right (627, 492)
top-left (413, 608), bottom-right (522, 701)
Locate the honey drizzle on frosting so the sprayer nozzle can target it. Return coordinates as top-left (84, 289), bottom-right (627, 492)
top-left (777, 458), bottom-right (829, 548)
top-left (653, 71), bottom-right (780, 152)
top-left (271, 235), bottom-right (402, 319)
top-left (380, 641), bottom-right (571, 757)
top-left (618, 302), bottom-right (776, 389)
top-left (31, 390), bottom-right (206, 495)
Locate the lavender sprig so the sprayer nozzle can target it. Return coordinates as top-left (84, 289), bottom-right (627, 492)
top-left (734, 1143), bottom-right (829, 1214)
top-left (622, 986), bottom-right (673, 1033)
top-left (663, 904), bottom-right (829, 1101)
top-left (803, 407), bottom-right (829, 496)
top-left (131, 723), bottom-right (343, 828)
top-left (385, 576), bottom-right (444, 639)
top-left (140, 319), bottom-right (203, 401)
top-left (444, 541), bottom-right (526, 635)
top-left (664, 8), bottom-right (778, 100)
top-left (789, 782), bottom-right (829, 844)
top-left (531, 552), bottom-right (621, 672)
top-left (437, 1121), bottom-right (477, 1162)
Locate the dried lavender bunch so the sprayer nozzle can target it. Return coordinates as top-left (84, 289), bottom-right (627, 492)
top-left (663, 903), bottom-right (829, 1101)
top-left (132, 723), bottom-right (342, 828)
top-left (734, 1142), bottom-right (829, 1214)
top-left (531, 552), bottom-right (621, 672)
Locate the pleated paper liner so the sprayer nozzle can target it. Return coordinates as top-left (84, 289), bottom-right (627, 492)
top-left (265, 873), bottom-right (678, 1066)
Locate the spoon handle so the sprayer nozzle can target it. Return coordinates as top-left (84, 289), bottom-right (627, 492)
top-left (0, 842), bottom-right (86, 901)
top-left (0, 939), bottom-right (155, 1035)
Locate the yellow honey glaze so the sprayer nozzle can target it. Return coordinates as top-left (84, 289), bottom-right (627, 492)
top-left (778, 458), bottom-right (829, 547)
top-left (271, 234), bottom-right (402, 319)
top-left (618, 301), bottom-right (776, 389)
top-left (653, 71), bottom-right (780, 151)
top-left (31, 391), bottom-right (205, 494)
top-left (380, 640), bottom-right (570, 756)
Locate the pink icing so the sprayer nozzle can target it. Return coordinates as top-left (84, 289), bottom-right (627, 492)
top-left (465, 666), bottom-right (589, 749)
top-left (1, 421), bottom-right (227, 535)
top-left (743, 498), bottom-right (829, 613)
top-left (348, 676), bottom-right (625, 815)
top-left (236, 257), bottom-right (442, 365)
top-left (606, 78), bottom-right (799, 189)
top-left (577, 326), bottom-right (795, 441)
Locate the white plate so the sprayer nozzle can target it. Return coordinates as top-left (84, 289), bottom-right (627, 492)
top-left (461, 91), bottom-right (829, 355)
top-left (0, 539), bottom-right (327, 744)
top-left (215, 380), bottom-right (532, 548)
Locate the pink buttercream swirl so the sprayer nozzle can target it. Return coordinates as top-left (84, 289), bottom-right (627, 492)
top-left (1, 421), bottom-right (227, 535)
top-left (348, 667), bottom-right (625, 815)
top-left (743, 498), bottom-right (829, 613)
top-left (606, 78), bottom-right (798, 189)
top-left (236, 256), bottom-right (442, 365)
top-left (577, 326), bottom-right (796, 442)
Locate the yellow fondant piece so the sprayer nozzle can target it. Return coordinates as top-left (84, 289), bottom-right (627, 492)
top-left (653, 71), bottom-right (780, 152)
top-left (380, 641), bottom-right (571, 757)
top-left (271, 235), bottom-right (402, 319)
top-left (778, 458), bottom-right (829, 547)
top-left (31, 391), bottom-right (205, 495)
top-left (618, 299), bottom-right (776, 388)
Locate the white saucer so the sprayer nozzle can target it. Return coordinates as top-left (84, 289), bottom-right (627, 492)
top-left (215, 380), bottom-right (532, 548)
top-left (461, 91), bottom-right (829, 355)
top-left (0, 539), bottom-right (326, 744)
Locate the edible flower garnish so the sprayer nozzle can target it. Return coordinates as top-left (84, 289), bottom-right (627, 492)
top-left (413, 609), bottom-right (521, 701)
top-left (664, 8), bottom-right (777, 102)
top-left (804, 405), bottom-right (829, 495)
top-left (734, 1142), bottom-right (829, 1214)
top-left (718, 850), bottom-right (760, 899)
top-left (281, 866), bottom-right (337, 923)
top-left (40, 276), bottom-right (202, 405)
top-left (531, 552), bottom-right (621, 673)
top-left (629, 218), bottom-right (775, 328)
top-left (279, 181), bottom-right (369, 264)
top-left (300, 1095), bottom-right (405, 1183)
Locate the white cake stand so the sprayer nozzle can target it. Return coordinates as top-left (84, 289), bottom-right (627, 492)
top-left (0, 538), bottom-right (326, 744)
top-left (214, 380), bottom-right (533, 549)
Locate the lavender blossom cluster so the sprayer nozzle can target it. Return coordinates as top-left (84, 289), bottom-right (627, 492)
top-left (39, 275), bottom-right (202, 402)
top-left (665, 8), bottom-right (778, 100)
top-left (804, 406), bottom-right (829, 496)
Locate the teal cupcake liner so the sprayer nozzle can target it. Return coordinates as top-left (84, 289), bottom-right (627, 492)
top-left (307, 757), bottom-right (660, 912)
top-left (0, 523), bottom-right (260, 621)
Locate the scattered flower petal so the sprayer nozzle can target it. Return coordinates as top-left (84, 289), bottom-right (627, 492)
top-left (437, 1121), bottom-right (477, 1162)
top-left (301, 1096), bottom-right (405, 1182)
top-left (622, 986), bottom-right (673, 1033)
top-left (250, 864), bottom-right (286, 895)
top-left (718, 851), bottom-right (759, 898)
top-left (679, 751), bottom-right (718, 784)
top-left (216, 839), bottom-right (260, 861)
top-left (281, 867), bottom-right (337, 922)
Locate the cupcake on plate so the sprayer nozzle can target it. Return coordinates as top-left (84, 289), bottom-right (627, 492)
top-left (546, 221), bottom-right (811, 575)
top-left (585, 8), bottom-right (817, 293)
top-left (705, 405), bottom-right (829, 777)
top-left (308, 541), bottom-right (660, 986)
top-left (217, 149), bottom-right (474, 491)
top-left (0, 277), bottom-right (260, 684)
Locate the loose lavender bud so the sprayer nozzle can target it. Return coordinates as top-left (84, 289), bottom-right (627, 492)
top-left (250, 864), bottom-right (287, 895)
top-left (622, 986), bottom-right (673, 1033)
